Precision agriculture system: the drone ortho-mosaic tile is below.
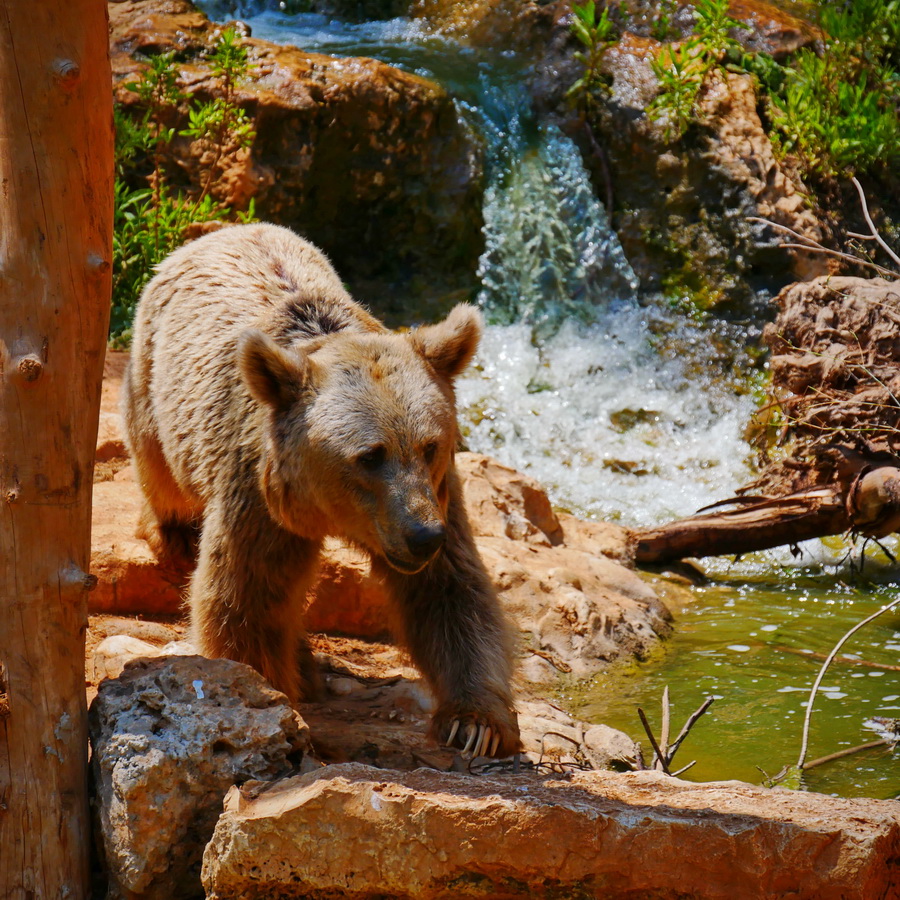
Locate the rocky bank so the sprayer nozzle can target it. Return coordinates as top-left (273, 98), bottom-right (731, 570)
top-left (89, 344), bottom-right (900, 898)
top-left (110, 0), bottom-right (831, 318)
top-left (109, 0), bottom-right (485, 318)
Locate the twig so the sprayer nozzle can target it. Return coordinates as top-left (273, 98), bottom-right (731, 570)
top-left (637, 707), bottom-right (671, 775)
top-left (778, 243), bottom-right (899, 279)
top-left (659, 685), bottom-right (671, 767)
top-left (852, 176), bottom-right (900, 269)
top-left (797, 596), bottom-right (900, 769)
top-left (772, 644), bottom-right (900, 672)
top-left (671, 760), bottom-right (697, 777)
top-left (802, 739), bottom-right (893, 771)
top-left (747, 216), bottom-right (899, 280)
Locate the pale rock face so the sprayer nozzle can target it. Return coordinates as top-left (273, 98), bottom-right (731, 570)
top-left (202, 762), bottom-right (900, 900)
top-left (89, 656), bottom-right (310, 900)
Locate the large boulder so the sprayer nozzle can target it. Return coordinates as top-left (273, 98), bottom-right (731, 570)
top-left (529, 3), bottom-right (826, 312)
top-left (202, 762), bottom-right (900, 899)
top-left (90, 655), bottom-right (310, 900)
top-left (108, 0), bottom-right (485, 319)
top-left (583, 59), bottom-right (825, 310)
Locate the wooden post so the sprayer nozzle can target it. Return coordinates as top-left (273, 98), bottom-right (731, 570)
top-left (0, 2), bottom-right (112, 897)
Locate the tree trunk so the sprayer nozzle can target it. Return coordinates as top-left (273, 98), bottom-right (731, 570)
top-left (0, 3), bottom-right (112, 897)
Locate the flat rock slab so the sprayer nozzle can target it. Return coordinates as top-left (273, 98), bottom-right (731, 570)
top-left (203, 763), bottom-right (900, 900)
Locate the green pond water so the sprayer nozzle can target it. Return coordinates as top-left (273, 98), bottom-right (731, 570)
top-left (574, 556), bottom-right (900, 798)
top-left (198, 3), bottom-right (900, 799)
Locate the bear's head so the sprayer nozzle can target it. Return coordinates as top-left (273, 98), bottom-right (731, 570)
top-left (238, 304), bottom-right (482, 573)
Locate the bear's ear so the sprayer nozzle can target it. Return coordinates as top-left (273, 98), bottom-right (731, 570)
top-left (411, 304), bottom-right (483, 379)
top-left (238, 329), bottom-right (312, 409)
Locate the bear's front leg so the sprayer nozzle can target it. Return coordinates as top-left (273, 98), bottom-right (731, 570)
top-left (375, 471), bottom-right (520, 758)
top-left (190, 497), bottom-right (323, 705)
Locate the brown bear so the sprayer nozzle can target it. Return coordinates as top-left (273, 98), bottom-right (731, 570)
top-left (122, 223), bottom-right (520, 758)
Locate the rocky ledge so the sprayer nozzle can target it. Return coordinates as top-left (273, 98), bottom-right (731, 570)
top-left (88, 351), bottom-right (900, 899)
top-left (109, 0), bottom-right (485, 317)
top-left (203, 762), bottom-right (900, 900)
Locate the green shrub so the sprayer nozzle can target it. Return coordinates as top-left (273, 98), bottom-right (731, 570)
top-left (769, 0), bottom-right (900, 178)
top-left (567, 1), bottom-right (618, 116)
top-left (111, 28), bottom-right (257, 345)
top-left (647, 0), bottom-right (748, 141)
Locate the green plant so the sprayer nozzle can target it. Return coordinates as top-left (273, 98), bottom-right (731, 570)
top-left (111, 27), bottom-right (257, 344)
top-left (769, 0), bottom-right (900, 178)
top-left (648, 43), bottom-right (708, 140)
top-left (650, 0), bottom-right (677, 43)
top-left (647, 0), bottom-right (749, 141)
top-left (181, 26), bottom-right (256, 212)
top-left (692, 0), bottom-right (744, 57)
top-left (567, 1), bottom-right (618, 115)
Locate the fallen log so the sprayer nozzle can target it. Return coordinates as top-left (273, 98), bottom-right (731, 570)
top-left (633, 276), bottom-right (900, 565)
top-left (631, 466), bottom-right (900, 565)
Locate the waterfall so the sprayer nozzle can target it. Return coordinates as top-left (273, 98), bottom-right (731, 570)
top-left (476, 124), bottom-right (638, 332)
top-left (458, 118), bottom-right (754, 525)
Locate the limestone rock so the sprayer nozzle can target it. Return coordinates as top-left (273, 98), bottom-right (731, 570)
top-left (591, 55), bottom-right (826, 306)
top-left (92, 634), bottom-right (166, 682)
top-left (90, 472), bottom-right (187, 615)
top-left (202, 762), bottom-right (900, 899)
top-left (529, 4), bottom-right (825, 310)
top-left (517, 697), bottom-right (638, 768)
top-left (108, 0), bottom-right (484, 318)
top-left (411, 0), bottom-right (568, 57)
top-left (460, 452), bottom-right (564, 546)
top-left (90, 655), bottom-right (310, 900)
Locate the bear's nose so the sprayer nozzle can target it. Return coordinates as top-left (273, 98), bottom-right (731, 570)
top-left (405, 523), bottom-right (446, 560)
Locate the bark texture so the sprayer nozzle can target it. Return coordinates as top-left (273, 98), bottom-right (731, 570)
top-left (0, 3), bottom-right (113, 896)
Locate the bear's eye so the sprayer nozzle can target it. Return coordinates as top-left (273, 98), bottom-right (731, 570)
top-left (357, 446), bottom-right (386, 470)
top-left (423, 442), bottom-right (438, 465)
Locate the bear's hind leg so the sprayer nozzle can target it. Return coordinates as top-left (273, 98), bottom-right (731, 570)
top-left (137, 499), bottom-right (201, 570)
top-left (124, 370), bottom-right (201, 567)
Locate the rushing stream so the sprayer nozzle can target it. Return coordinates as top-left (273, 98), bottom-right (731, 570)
top-left (200, 4), bottom-right (900, 798)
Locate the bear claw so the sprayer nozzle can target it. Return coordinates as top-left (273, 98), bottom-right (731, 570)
top-left (461, 723), bottom-right (478, 756)
top-left (442, 715), bottom-right (518, 759)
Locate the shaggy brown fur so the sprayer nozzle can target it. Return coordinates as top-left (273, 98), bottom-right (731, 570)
top-left (122, 223), bottom-right (520, 756)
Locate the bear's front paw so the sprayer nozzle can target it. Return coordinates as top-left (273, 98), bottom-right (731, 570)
top-left (432, 706), bottom-right (521, 759)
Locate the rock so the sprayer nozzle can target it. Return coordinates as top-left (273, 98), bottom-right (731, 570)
top-left (589, 55), bottom-right (826, 308)
top-left (411, 0), bottom-right (568, 56)
top-left (305, 541), bottom-right (392, 638)
top-left (460, 453), bottom-right (564, 546)
top-left (90, 655), bottom-right (310, 900)
top-left (90, 471), bottom-right (187, 615)
top-left (516, 697), bottom-right (638, 768)
top-left (108, 0), bottom-right (485, 319)
top-left (604, 0), bottom-right (817, 59)
top-left (92, 634), bottom-right (165, 681)
top-left (527, 3), bottom-right (826, 311)
top-left (202, 762), bottom-right (900, 899)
